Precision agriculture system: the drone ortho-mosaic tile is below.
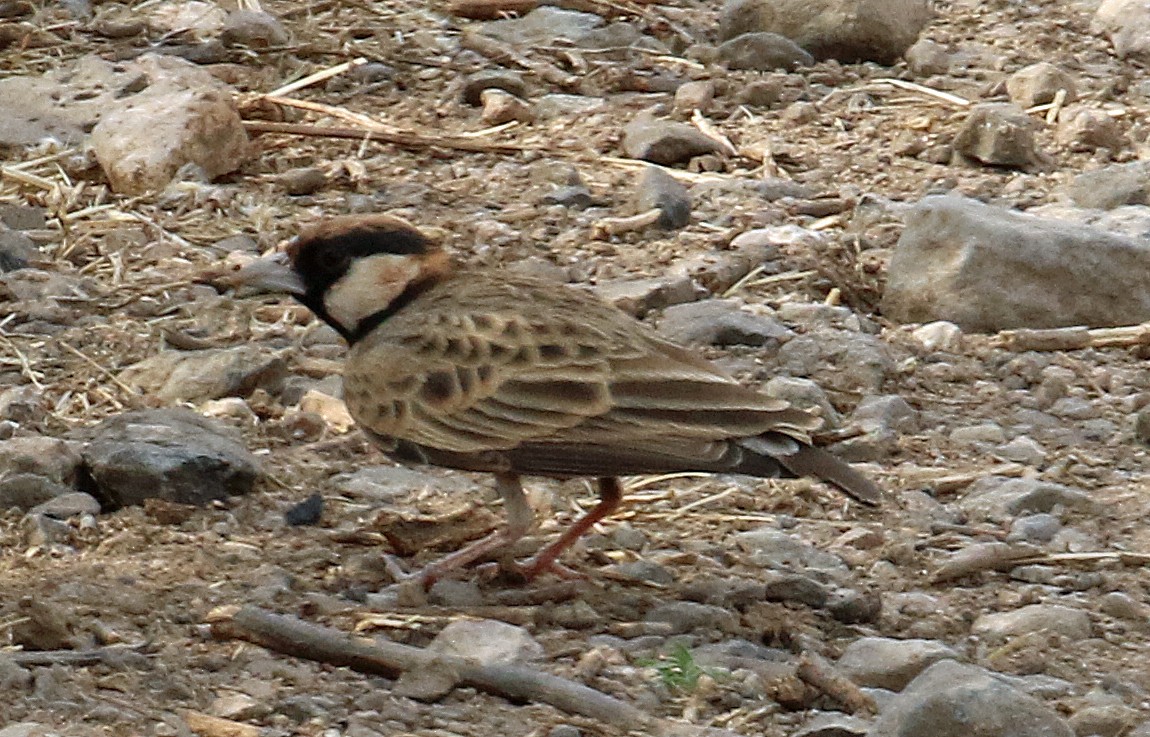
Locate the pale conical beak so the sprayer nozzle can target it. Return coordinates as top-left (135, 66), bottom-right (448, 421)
top-left (227, 252), bottom-right (306, 296)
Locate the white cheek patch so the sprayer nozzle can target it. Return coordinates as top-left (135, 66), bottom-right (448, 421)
top-left (324, 254), bottom-right (422, 333)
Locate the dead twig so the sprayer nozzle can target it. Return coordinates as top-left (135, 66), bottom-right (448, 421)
top-left (794, 650), bottom-right (876, 715)
top-left (208, 605), bottom-right (737, 737)
top-left (930, 542), bottom-right (1043, 583)
top-left (243, 121), bottom-right (530, 155)
top-left (9, 644), bottom-right (149, 667)
top-left (181, 710), bottom-right (260, 737)
top-left (592, 208), bottom-right (663, 238)
top-left (997, 322), bottom-right (1150, 352)
top-left (448, 0), bottom-right (539, 19)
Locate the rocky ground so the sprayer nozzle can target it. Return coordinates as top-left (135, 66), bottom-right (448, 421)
top-left (1, 0), bottom-right (1149, 735)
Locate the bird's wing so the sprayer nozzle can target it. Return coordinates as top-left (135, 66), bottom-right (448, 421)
top-left (345, 279), bottom-right (821, 463)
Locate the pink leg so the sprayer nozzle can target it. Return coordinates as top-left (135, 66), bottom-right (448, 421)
top-left (517, 477), bottom-right (623, 580)
top-left (394, 473), bottom-right (535, 589)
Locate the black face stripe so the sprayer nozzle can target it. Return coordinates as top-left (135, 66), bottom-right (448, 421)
top-left (288, 223), bottom-right (434, 341)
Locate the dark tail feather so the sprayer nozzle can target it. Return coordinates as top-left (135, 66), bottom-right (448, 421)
top-left (776, 443), bottom-right (881, 505)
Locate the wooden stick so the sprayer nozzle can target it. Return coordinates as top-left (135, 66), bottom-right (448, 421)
top-left (794, 650), bottom-right (875, 714)
top-left (997, 322), bottom-right (1150, 352)
top-left (181, 710), bottom-right (260, 737)
top-left (448, 0), bottom-right (538, 19)
top-left (9, 645), bottom-right (148, 667)
top-left (930, 542), bottom-right (1043, 583)
top-left (592, 208), bottom-right (663, 238)
top-left (264, 57), bottom-right (368, 98)
top-left (242, 121), bottom-right (529, 154)
top-left (208, 605), bottom-right (737, 736)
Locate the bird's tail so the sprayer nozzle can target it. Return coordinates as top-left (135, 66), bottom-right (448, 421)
top-left (738, 434), bottom-right (881, 506)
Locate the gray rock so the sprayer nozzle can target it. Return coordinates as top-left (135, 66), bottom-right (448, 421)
top-left (774, 330), bottom-right (894, 394)
top-left (718, 0), bottom-right (931, 64)
top-left (959, 477), bottom-right (1095, 523)
top-left (480, 89), bottom-right (532, 125)
top-left (0, 474), bottom-right (71, 511)
top-left (718, 32), bottom-right (814, 70)
top-left (972, 604), bottom-right (1092, 640)
top-left (1098, 591), bottom-right (1150, 621)
top-left (81, 408), bottom-right (261, 508)
top-left (427, 579), bottom-right (484, 607)
top-left (0, 724), bottom-right (48, 737)
top-left (1056, 105), bottom-right (1126, 152)
top-left (949, 422), bottom-right (1006, 445)
top-left (118, 346), bottom-right (287, 404)
top-left (548, 726), bottom-right (582, 737)
top-left (634, 166), bottom-right (691, 229)
top-left (429, 619), bottom-right (544, 664)
top-left (996, 436), bottom-right (1047, 466)
top-left (870, 660), bottom-right (1074, 737)
top-left (89, 54), bottom-right (251, 194)
top-left (883, 195), bottom-right (1150, 331)
top-left (1067, 163), bottom-right (1150, 210)
top-left (594, 276), bottom-right (703, 318)
top-left (622, 117), bottom-right (721, 166)
top-left (30, 492), bottom-right (100, 518)
top-left (762, 572), bottom-right (829, 607)
top-left (646, 601), bottom-right (738, 633)
top-left (0, 204), bottom-right (47, 231)
top-left (850, 395), bottom-right (918, 434)
top-left (1069, 700), bottom-right (1139, 737)
top-left (23, 514), bottom-right (73, 546)
top-left (480, 7), bottom-right (603, 46)
top-left (0, 437), bottom-right (83, 485)
top-left (904, 38), bottom-right (951, 75)
top-left (1092, 0), bottom-right (1150, 61)
top-left (734, 528), bottom-right (847, 573)
top-left (827, 588), bottom-right (883, 624)
top-left (330, 466), bottom-right (470, 502)
top-left (0, 229), bottom-right (36, 272)
top-left (794, 712), bottom-right (871, 737)
top-left (1136, 408), bottom-right (1150, 444)
top-left (764, 376), bottom-right (840, 425)
top-left (278, 167), bottom-right (326, 196)
top-left (673, 80), bottom-right (715, 114)
top-left (1007, 513), bottom-right (1062, 543)
top-left (542, 185), bottom-right (595, 209)
top-left (609, 560), bottom-right (674, 585)
top-left (1006, 62), bottom-right (1077, 107)
top-left (0, 655), bottom-right (32, 692)
top-left (658, 299), bottom-right (792, 347)
top-left (534, 94), bottom-right (607, 119)
top-left (837, 637), bottom-right (959, 691)
top-left (952, 103), bottom-right (1044, 169)
top-left (912, 321), bottom-right (963, 352)
top-left (219, 10), bottom-right (289, 47)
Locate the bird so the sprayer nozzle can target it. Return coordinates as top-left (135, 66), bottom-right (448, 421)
top-left (230, 214), bottom-right (880, 586)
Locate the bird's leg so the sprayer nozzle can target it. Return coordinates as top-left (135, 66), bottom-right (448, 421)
top-left (516, 477), bottom-right (623, 580)
top-left (392, 472), bottom-right (536, 589)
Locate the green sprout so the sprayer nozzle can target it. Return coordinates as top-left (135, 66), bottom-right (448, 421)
top-left (640, 644), bottom-right (712, 692)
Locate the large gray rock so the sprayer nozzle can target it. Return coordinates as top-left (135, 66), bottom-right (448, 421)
top-left (882, 195), bottom-right (1150, 331)
top-left (81, 409), bottom-right (261, 508)
top-left (972, 604), bottom-right (1092, 640)
top-left (118, 345), bottom-right (287, 404)
top-left (837, 637), bottom-right (959, 691)
top-left (958, 476), bottom-right (1095, 523)
top-left (952, 104), bottom-right (1044, 169)
top-left (870, 660), bottom-right (1075, 737)
top-left (718, 0), bottom-right (931, 64)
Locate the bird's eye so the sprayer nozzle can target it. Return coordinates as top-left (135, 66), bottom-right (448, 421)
top-left (319, 249), bottom-right (349, 273)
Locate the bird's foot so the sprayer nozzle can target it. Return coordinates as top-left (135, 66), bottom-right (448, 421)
top-left (497, 554), bottom-right (588, 583)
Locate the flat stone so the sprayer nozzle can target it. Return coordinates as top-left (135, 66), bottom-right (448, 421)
top-left (622, 117), bottom-right (721, 166)
top-left (29, 492), bottom-right (100, 518)
top-left (118, 345), bottom-right (287, 404)
top-left (633, 166), bottom-right (691, 229)
top-left (734, 528), bottom-right (848, 573)
top-left (0, 474), bottom-right (71, 511)
top-left (429, 619), bottom-right (544, 665)
top-left (959, 477), bottom-right (1095, 523)
top-left (594, 275), bottom-right (703, 318)
top-left (0, 437), bottom-right (83, 485)
top-left (718, 0), bottom-right (931, 64)
top-left (837, 637), bottom-right (959, 691)
top-left (1066, 162), bottom-right (1150, 210)
top-left (645, 601), bottom-right (738, 633)
top-left (883, 195), bottom-right (1150, 331)
top-left (972, 604), bottom-right (1092, 640)
top-left (658, 299), bottom-right (792, 347)
top-left (81, 408), bottom-right (262, 508)
top-left (1006, 62), bottom-right (1077, 107)
top-left (718, 32), bottom-right (814, 70)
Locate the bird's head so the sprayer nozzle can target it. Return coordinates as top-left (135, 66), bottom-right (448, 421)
top-left (229, 214), bottom-right (451, 342)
